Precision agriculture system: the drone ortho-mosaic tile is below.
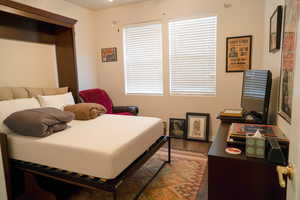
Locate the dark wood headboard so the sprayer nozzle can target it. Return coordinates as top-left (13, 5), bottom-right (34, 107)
top-left (0, 0), bottom-right (80, 102)
top-left (0, 133), bottom-right (11, 200)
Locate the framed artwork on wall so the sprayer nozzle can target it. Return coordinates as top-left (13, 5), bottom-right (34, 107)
top-left (278, 0), bottom-right (300, 123)
top-left (169, 118), bottom-right (186, 139)
top-left (269, 5), bottom-right (283, 52)
top-left (186, 113), bottom-right (210, 142)
top-left (101, 47), bottom-right (117, 62)
top-left (226, 35), bottom-right (252, 72)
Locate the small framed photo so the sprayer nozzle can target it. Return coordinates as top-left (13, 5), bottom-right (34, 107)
top-left (269, 5), bottom-right (283, 52)
top-left (169, 118), bottom-right (186, 139)
top-left (226, 35), bottom-right (252, 72)
top-left (101, 47), bottom-right (117, 62)
top-left (186, 113), bottom-right (210, 142)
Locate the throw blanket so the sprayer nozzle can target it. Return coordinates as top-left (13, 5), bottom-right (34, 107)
top-left (64, 103), bottom-right (107, 120)
top-left (4, 107), bottom-right (74, 137)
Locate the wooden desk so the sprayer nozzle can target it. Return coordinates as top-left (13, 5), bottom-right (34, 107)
top-left (208, 123), bottom-right (286, 200)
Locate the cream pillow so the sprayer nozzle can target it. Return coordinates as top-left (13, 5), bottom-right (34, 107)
top-left (37, 92), bottom-right (75, 110)
top-left (0, 98), bottom-right (41, 133)
top-left (43, 87), bottom-right (68, 96)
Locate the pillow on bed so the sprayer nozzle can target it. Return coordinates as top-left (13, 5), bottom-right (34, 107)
top-left (4, 107), bottom-right (74, 137)
top-left (0, 98), bottom-right (41, 133)
top-left (37, 92), bottom-right (75, 110)
top-left (64, 103), bottom-right (107, 120)
top-left (43, 87), bottom-right (69, 96)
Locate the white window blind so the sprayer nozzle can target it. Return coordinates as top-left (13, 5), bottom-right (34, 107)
top-left (123, 23), bottom-right (163, 95)
top-left (169, 16), bottom-right (217, 95)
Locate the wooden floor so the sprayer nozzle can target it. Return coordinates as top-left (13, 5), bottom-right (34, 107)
top-left (165, 138), bottom-right (211, 154)
top-left (165, 138), bottom-right (210, 200)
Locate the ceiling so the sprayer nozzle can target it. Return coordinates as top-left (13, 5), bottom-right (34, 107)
top-left (64, 0), bottom-right (150, 10)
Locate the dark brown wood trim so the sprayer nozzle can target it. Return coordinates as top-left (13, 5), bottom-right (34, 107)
top-left (0, 0), bottom-right (77, 28)
top-left (208, 123), bottom-right (287, 200)
top-left (0, 133), bottom-right (12, 200)
top-left (55, 28), bottom-right (80, 102)
top-left (16, 172), bottom-right (56, 200)
top-left (0, 0), bottom-right (80, 102)
top-left (0, 11), bottom-right (56, 44)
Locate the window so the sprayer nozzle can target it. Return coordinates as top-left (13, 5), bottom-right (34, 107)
top-left (169, 16), bottom-right (217, 95)
top-left (123, 23), bottom-right (163, 95)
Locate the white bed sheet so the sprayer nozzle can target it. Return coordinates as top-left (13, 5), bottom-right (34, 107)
top-left (7, 114), bottom-right (163, 179)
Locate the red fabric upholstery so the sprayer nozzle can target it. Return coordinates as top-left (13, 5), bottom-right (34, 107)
top-left (79, 89), bottom-right (113, 114)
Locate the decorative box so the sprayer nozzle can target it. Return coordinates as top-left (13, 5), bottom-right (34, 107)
top-left (246, 130), bottom-right (265, 159)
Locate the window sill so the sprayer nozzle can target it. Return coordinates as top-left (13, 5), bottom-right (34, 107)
top-left (169, 93), bottom-right (216, 97)
top-left (126, 93), bottom-right (164, 96)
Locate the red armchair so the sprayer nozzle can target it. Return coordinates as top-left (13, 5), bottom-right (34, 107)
top-left (79, 89), bottom-right (139, 116)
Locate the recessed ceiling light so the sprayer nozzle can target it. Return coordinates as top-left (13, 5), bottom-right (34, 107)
top-left (108, 0), bottom-right (114, 2)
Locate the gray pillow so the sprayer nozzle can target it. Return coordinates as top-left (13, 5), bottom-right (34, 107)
top-left (4, 107), bottom-right (74, 137)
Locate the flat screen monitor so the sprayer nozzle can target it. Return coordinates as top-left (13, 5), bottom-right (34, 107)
top-left (241, 70), bottom-right (272, 122)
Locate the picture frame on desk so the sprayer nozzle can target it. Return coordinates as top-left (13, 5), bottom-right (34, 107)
top-left (186, 113), bottom-right (210, 142)
top-left (169, 118), bottom-right (186, 139)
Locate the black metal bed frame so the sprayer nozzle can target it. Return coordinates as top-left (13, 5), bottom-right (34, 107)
top-left (12, 136), bottom-right (171, 200)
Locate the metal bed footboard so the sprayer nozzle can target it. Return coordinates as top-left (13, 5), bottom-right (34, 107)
top-left (12, 136), bottom-right (171, 200)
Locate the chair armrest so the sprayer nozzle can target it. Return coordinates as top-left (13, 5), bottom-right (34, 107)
top-left (112, 106), bottom-right (139, 116)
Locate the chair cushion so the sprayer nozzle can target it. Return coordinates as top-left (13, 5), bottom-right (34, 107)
top-left (79, 89), bottom-right (113, 114)
top-left (112, 106), bottom-right (139, 116)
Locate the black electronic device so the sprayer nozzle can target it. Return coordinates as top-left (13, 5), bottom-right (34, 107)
top-left (241, 70), bottom-right (272, 124)
top-left (267, 137), bottom-right (287, 166)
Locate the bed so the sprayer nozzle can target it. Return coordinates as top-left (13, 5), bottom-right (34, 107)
top-left (0, 94), bottom-right (170, 200)
top-left (8, 114), bottom-right (165, 179)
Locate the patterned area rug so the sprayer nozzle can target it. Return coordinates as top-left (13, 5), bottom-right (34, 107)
top-left (67, 149), bottom-right (207, 200)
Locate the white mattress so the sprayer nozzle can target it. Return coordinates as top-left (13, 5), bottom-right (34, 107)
top-left (7, 114), bottom-right (163, 179)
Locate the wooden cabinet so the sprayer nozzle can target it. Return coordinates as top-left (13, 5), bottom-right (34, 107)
top-left (208, 123), bottom-right (286, 200)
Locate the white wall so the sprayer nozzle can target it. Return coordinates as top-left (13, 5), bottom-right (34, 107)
top-left (263, 0), bottom-right (300, 199)
top-left (95, 0), bottom-right (265, 138)
top-left (289, 27), bottom-right (300, 200)
top-left (9, 0), bottom-right (99, 90)
top-left (0, 39), bottom-right (58, 88)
